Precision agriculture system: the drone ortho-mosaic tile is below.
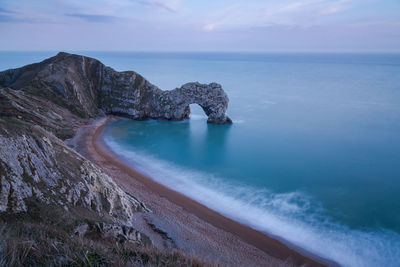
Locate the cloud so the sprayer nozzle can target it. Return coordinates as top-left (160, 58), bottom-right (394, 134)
top-left (1, 0), bottom-right (399, 51)
top-left (0, 7), bottom-right (19, 22)
top-left (0, 10), bottom-right (43, 23)
top-left (135, 0), bottom-right (181, 12)
top-left (64, 13), bottom-right (118, 23)
top-left (0, 7), bottom-right (15, 13)
top-left (203, 23), bottom-right (216, 31)
top-left (0, 14), bottom-right (18, 22)
top-left (200, 0), bottom-right (354, 32)
top-left (319, 6), bottom-right (344, 15)
top-left (276, 0), bottom-right (352, 18)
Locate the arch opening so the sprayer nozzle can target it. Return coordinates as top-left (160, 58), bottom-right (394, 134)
top-left (189, 104), bottom-right (209, 120)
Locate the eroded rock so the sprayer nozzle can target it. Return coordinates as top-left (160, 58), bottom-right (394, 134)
top-left (74, 222), bottom-right (151, 245)
top-left (0, 120), bottom-right (148, 225)
top-left (0, 52), bottom-right (232, 124)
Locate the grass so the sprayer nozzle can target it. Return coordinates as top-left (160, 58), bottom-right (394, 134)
top-left (0, 206), bottom-right (208, 267)
top-left (0, 220), bottom-right (207, 267)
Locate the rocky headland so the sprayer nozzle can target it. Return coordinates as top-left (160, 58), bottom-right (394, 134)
top-left (0, 53), bottom-right (322, 266)
top-left (0, 52), bottom-right (232, 124)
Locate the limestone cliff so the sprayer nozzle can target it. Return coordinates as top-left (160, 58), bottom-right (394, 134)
top-left (0, 87), bottom-right (149, 227)
top-left (0, 118), bottom-right (147, 225)
top-left (0, 52), bottom-right (232, 124)
top-left (0, 87), bottom-right (82, 139)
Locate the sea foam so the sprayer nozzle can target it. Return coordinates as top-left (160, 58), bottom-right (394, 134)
top-left (104, 135), bottom-right (400, 267)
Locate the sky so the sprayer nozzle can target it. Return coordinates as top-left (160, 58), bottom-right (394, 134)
top-left (0, 0), bottom-right (399, 52)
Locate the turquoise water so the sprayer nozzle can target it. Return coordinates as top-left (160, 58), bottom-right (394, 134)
top-left (2, 52), bottom-right (400, 266)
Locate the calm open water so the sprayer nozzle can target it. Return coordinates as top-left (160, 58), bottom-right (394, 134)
top-left (2, 52), bottom-right (400, 266)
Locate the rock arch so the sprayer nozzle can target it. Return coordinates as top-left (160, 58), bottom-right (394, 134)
top-left (0, 52), bottom-right (232, 124)
top-left (155, 82), bottom-right (232, 124)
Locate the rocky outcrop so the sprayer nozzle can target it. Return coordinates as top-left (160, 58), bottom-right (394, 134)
top-left (0, 53), bottom-right (102, 118)
top-left (0, 87), bottom-right (83, 139)
top-left (0, 117), bottom-right (148, 225)
top-left (143, 82), bottom-right (232, 124)
top-left (0, 52), bottom-right (232, 124)
top-left (74, 222), bottom-right (151, 245)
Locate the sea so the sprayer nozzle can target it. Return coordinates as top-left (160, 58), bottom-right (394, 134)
top-left (1, 51), bottom-right (400, 267)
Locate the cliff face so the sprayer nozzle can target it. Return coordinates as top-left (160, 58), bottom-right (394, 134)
top-left (0, 86), bottom-right (149, 228)
top-left (0, 117), bottom-right (146, 226)
top-left (0, 53), bottom-right (103, 118)
top-left (0, 87), bottom-right (82, 139)
top-left (0, 52), bottom-right (232, 124)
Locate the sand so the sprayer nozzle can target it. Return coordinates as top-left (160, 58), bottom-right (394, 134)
top-left (71, 116), bottom-right (332, 266)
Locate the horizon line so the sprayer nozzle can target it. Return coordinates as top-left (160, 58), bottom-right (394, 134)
top-left (1, 49), bottom-right (400, 54)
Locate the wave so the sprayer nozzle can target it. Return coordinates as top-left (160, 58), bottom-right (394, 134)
top-left (104, 135), bottom-right (400, 267)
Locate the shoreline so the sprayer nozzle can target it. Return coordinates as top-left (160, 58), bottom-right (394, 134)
top-left (83, 116), bottom-right (332, 266)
